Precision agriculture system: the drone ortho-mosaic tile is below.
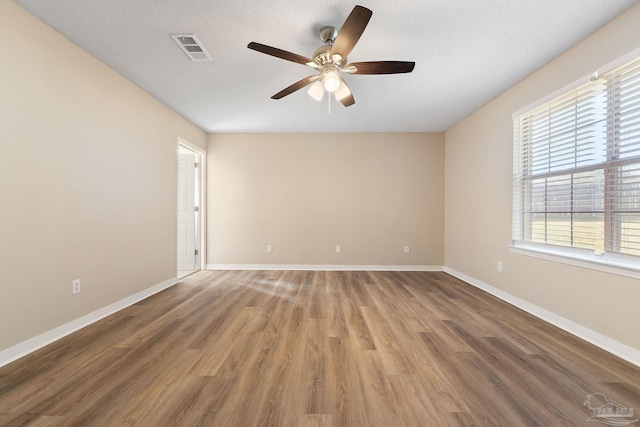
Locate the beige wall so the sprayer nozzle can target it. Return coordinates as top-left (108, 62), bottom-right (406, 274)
top-left (207, 133), bottom-right (444, 266)
top-left (444, 4), bottom-right (640, 351)
top-left (0, 2), bottom-right (206, 351)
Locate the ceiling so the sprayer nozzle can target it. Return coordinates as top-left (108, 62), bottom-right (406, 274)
top-left (13, 0), bottom-right (640, 133)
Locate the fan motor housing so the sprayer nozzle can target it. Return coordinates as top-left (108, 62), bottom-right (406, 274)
top-left (312, 45), bottom-right (346, 67)
top-left (312, 45), bottom-right (332, 66)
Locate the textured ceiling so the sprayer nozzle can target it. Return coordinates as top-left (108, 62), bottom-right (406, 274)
top-left (13, 0), bottom-right (640, 133)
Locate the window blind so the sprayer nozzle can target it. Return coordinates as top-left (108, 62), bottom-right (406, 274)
top-left (513, 56), bottom-right (640, 259)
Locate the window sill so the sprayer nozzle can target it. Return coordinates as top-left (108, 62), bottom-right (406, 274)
top-left (508, 243), bottom-right (640, 280)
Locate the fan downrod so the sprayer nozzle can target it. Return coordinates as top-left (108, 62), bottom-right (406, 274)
top-left (319, 26), bottom-right (338, 45)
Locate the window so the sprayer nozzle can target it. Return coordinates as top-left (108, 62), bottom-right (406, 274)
top-left (513, 56), bottom-right (640, 269)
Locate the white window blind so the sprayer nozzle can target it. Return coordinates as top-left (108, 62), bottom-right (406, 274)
top-left (513, 56), bottom-right (640, 260)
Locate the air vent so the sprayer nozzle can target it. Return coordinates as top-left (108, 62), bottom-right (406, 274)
top-left (170, 34), bottom-right (212, 62)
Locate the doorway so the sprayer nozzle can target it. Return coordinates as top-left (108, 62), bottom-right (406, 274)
top-left (177, 140), bottom-right (204, 279)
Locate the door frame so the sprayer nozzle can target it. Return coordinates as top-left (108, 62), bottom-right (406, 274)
top-left (177, 137), bottom-right (206, 274)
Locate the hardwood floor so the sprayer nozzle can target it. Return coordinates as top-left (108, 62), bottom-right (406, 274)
top-left (1, 270), bottom-right (639, 426)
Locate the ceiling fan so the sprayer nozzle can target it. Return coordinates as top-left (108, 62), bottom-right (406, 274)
top-left (247, 5), bottom-right (415, 107)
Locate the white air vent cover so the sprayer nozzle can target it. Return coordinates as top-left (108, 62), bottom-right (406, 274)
top-left (170, 34), bottom-right (212, 62)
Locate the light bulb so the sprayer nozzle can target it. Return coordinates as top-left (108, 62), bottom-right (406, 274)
top-left (323, 71), bottom-right (340, 93)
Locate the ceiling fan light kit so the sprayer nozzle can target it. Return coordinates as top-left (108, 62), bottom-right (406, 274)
top-left (247, 5), bottom-right (415, 108)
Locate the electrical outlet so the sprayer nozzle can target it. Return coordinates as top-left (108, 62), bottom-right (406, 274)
top-left (336, 245), bottom-right (341, 254)
top-left (497, 262), bottom-right (503, 272)
top-left (404, 245), bottom-right (410, 254)
top-left (267, 245), bottom-right (273, 253)
top-left (72, 279), bottom-right (81, 294)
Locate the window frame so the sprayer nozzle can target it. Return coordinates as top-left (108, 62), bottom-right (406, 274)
top-left (511, 48), bottom-right (640, 278)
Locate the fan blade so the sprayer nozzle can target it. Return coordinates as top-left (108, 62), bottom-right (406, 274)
top-left (248, 42), bottom-right (312, 66)
top-left (335, 77), bottom-right (355, 107)
top-left (330, 5), bottom-right (372, 60)
top-left (272, 75), bottom-right (319, 99)
top-left (347, 61), bottom-right (415, 75)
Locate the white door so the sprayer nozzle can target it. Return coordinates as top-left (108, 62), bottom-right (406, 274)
top-left (177, 151), bottom-right (197, 271)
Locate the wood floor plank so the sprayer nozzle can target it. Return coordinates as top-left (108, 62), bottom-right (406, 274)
top-left (360, 306), bottom-right (415, 375)
top-left (342, 299), bottom-right (377, 351)
top-left (365, 273), bottom-right (432, 333)
top-left (298, 414), bottom-right (332, 427)
top-left (1, 270), bottom-right (639, 427)
top-left (326, 336), bottom-right (369, 427)
top-left (302, 318), bottom-right (329, 415)
top-left (386, 374), bottom-right (458, 426)
top-left (352, 349), bottom-right (397, 426)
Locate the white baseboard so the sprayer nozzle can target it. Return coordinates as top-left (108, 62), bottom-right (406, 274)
top-left (443, 267), bottom-right (640, 368)
top-left (0, 277), bottom-right (178, 369)
top-left (206, 264), bottom-right (444, 272)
